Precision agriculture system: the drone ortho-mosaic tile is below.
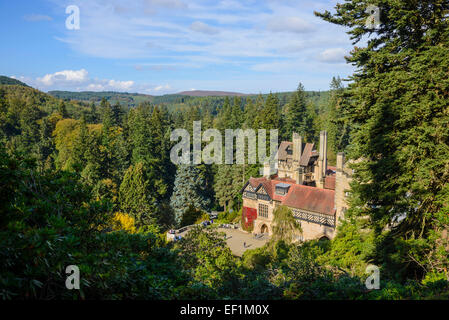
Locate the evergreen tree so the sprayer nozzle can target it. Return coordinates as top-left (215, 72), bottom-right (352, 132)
top-left (316, 0), bottom-right (449, 276)
top-left (230, 97), bottom-right (243, 129)
top-left (100, 98), bottom-right (114, 129)
top-left (119, 163), bottom-right (157, 228)
top-left (57, 101), bottom-right (68, 118)
top-left (36, 117), bottom-right (55, 171)
top-left (214, 164), bottom-right (245, 212)
top-left (261, 93), bottom-right (280, 130)
top-left (111, 102), bottom-right (124, 126)
top-left (217, 97), bottom-right (232, 131)
top-left (243, 98), bottom-right (257, 129)
top-left (286, 83), bottom-right (316, 142)
top-left (89, 102), bottom-right (98, 124)
top-left (170, 164), bottom-right (212, 226)
top-left (326, 76), bottom-right (350, 154)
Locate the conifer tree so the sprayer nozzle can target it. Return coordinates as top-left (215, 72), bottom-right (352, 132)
top-left (230, 97), bottom-right (243, 129)
top-left (326, 77), bottom-right (350, 154)
top-left (119, 163), bottom-right (157, 227)
top-left (36, 117), bottom-right (55, 171)
top-left (170, 164), bottom-right (212, 226)
top-left (316, 0), bottom-right (449, 275)
top-left (285, 83), bottom-right (316, 142)
top-left (57, 101), bottom-right (68, 118)
top-left (261, 93), bottom-right (280, 130)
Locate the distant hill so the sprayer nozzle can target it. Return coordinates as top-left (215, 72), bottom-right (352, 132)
top-left (47, 89), bottom-right (330, 113)
top-left (178, 90), bottom-right (250, 97)
top-left (0, 76), bottom-right (29, 87)
top-left (48, 90), bottom-right (154, 108)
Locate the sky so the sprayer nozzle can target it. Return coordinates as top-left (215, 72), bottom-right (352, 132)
top-left (0, 0), bottom-right (356, 95)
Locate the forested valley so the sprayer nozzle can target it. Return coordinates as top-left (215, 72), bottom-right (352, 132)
top-left (1, 0), bottom-right (449, 300)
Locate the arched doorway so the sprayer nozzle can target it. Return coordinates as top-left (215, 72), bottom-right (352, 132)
top-left (260, 224), bottom-right (268, 234)
top-left (319, 235), bottom-right (330, 241)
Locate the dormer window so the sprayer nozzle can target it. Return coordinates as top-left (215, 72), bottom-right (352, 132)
top-left (275, 183), bottom-right (290, 196)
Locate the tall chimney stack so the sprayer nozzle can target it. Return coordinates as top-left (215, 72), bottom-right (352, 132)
top-left (336, 152), bottom-right (345, 172)
top-left (319, 130), bottom-right (328, 177)
top-left (263, 162), bottom-right (271, 180)
top-left (292, 132), bottom-right (302, 165)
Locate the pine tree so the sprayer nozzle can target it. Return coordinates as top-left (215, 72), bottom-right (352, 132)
top-left (285, 83), bottom-right (316, 141)
top-left (326, 77), bottom-right (350, 154)
top-left (214, 164), bottom-right (245, 212)
top-left (316, 0), bottom-right (449, 276)
top-left (243, 98), bottom-right (257, 129)
top-left (57, 101), bottom-right (68, 118)
top-left (100, 98), bottom-right (114, 129)
top-left (119, 163), bottom-right (157, 228)
top-left (111, 102), bottom-right (124, 126)
top-left (261, 93), bottom-right (280, 130)
top-left (36, 117), bottom-right (55, 171)
top-left (230, 97), bottom-right (243, 129)
top-left (217, 97), bottom-right (232, 131)
top-left (170, 164), bottom-right (211, 226)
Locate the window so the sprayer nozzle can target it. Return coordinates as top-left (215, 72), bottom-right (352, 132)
top-left (258, 204), bottom-right (269, 218)
top-left (275, 183), bottom-right (290, 196)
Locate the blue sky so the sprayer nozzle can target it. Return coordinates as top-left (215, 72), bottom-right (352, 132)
top-left (1, 0), bottom-right (356, 95)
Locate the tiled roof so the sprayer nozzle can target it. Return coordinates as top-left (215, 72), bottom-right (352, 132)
top-left (246, 176), bottom-right (335, 216)
top-left (283, 184), bottom-right (335, 215)
top-left (324, 176), bottom-right (336, 190)
top-left (278, 141), bottom-right (293, 161)
top-left (299, 143), bottom-right (314, 166)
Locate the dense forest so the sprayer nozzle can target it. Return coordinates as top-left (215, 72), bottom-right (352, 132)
top-left (1, 0), bottom-right (448, 300)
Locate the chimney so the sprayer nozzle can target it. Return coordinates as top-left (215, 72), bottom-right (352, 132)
top-left (296, 167), bottom-right (304, 185)
top-left (319, 130), bottom-right (328, 178)
top-left (337, 152), bottom-right (345, 172)
top-left (292, 132), bottom-right (302, 164)
top-left (263, 162), bottom-right (271, 179)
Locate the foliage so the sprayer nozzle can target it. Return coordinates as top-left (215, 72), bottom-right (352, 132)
top-left (112, 212), bottom-right (137, 234)
top-left (0, 149), bottom-right (186, 300)
top-left (170, 164), bottom-right (212, 226)
top-left (316, 0), bottom-right (449, 278)
top-left (270, 205), bottom-right (302, 246)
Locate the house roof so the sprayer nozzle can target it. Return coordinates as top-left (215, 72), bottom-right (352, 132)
top-left (299, 143), bottom-right (314, 166)
top-left (245, 176), bottom-right (335, 216)
top-left (278, 141), bottom-right (293, 161)
top-left (324, 176), bottom-right (336, 190)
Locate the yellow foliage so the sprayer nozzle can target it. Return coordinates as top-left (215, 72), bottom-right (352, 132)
top-left (53, 119), bottom-right (79, 170)
top-left (52, 119), bottom-right (104, 170)
top-left (95, 179), bottom-right (118, 203)
top-left (112, 212), bottom-right (137, 234)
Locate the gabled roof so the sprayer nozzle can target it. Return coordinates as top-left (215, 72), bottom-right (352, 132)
top-left (283, 184), bottom-right (335, 215)
top-left (299, 143), bottom-right (314, 166)
top-left (243, 176), bottom-right (335, 216)
top-left (278, 141), bottom-right (293, 161)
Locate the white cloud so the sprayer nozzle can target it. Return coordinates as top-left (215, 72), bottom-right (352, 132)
top-left (189, 21), bottom-right (219, 35)
top-left (87, 83), bottom-right (105, 91)
top-left (31, 69), bottom-right (136, 92)
top-left (107, 80), bottom-right (135, 91)
top-left (318, 48), bottom-right (347, 63)
top-left (37, 69), bottom-right (89, 86)
top-left (153, 84), bottom-right (171, 91)
top-left (43, 0), bottom-right (356, 91)
top-left (267, 17), bottom-right (314, 33)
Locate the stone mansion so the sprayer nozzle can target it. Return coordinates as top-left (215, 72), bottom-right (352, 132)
top-left (241, 131), bottom-right (352, 241)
